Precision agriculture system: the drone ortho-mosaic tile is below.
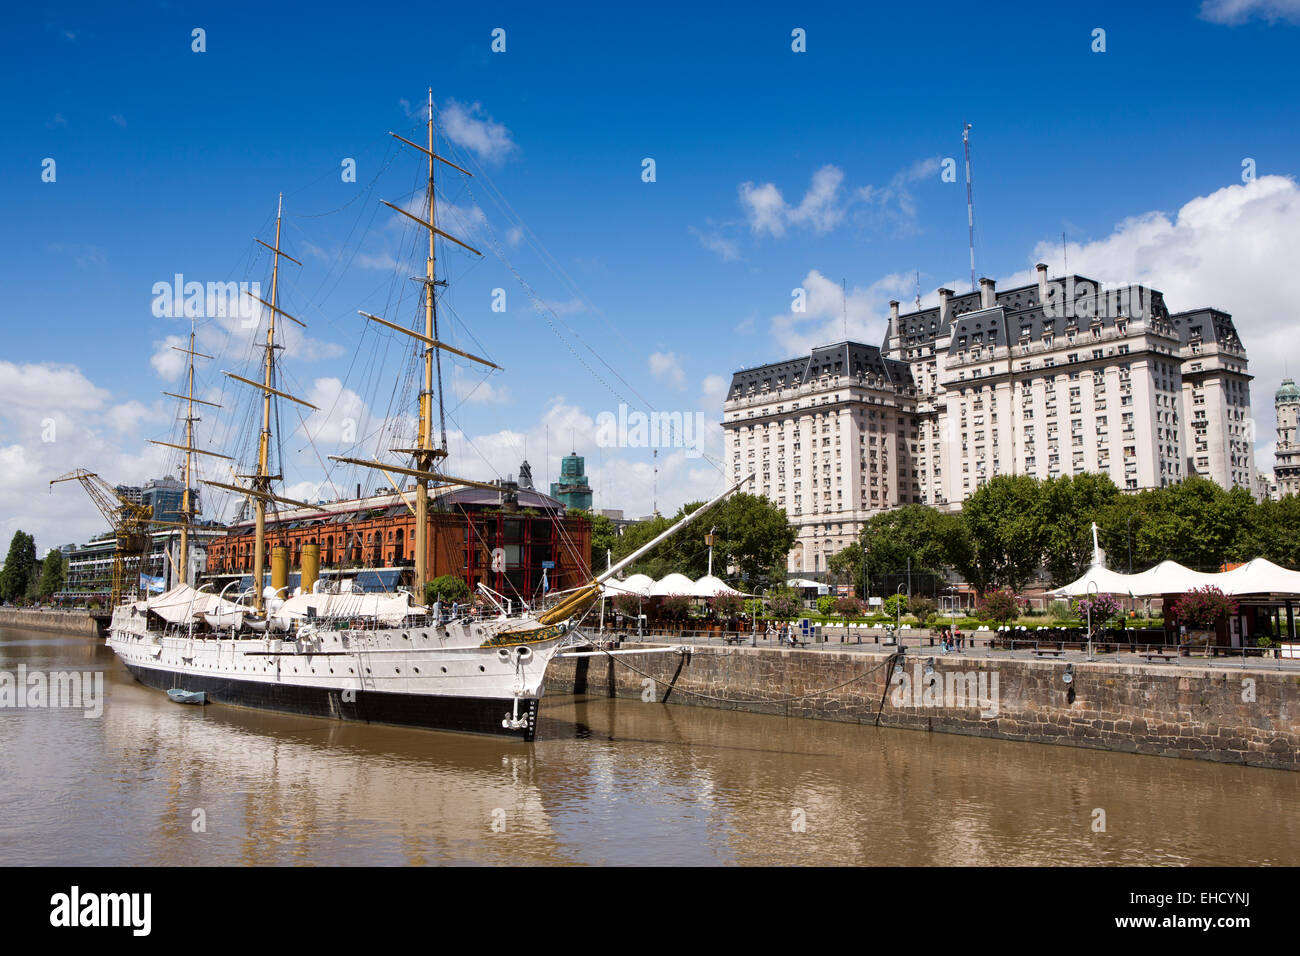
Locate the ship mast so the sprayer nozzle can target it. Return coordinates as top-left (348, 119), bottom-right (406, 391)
top-left (331, 90), bottom-right (500, 600)
top-left (149, 323), bottom-right (230, 587)
top-left (200, 195), bottom-right (319, 612)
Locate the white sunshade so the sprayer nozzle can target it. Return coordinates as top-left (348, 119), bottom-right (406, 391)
top-left (648, 572), bottom-right (697, 597)
top-left (1124, 560), bottom-right (1222, 597)
top-left (1051, 557), bottom-right (1300, 599)
top-left (1049, 564), bottom-right (1141, 598)
top-left (691, 574), bottom-right (751, 598)
top-left (603, 573), bottom-right (653, 596)
top-left (1216, 557), bottom-right (1300, 596)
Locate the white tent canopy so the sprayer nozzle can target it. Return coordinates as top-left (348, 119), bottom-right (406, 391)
top-left (648, 572), bottom-right (697, 597)
top-left (690, 575), bottom-right (751, 598)
top-left (1049, 564), bottom-right (1142, 598)
top-left (1216, 558), bottom-right (1300, 596)
top-left (787, 578), bottom-right (830, 595)
top-left (602, 574), bottom-right (654, 597)
top-left (1051, 558), bottom-right (1300, 599)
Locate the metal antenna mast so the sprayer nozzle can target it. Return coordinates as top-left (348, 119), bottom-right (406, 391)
top-left (963, 123), bottom-right (976, 293)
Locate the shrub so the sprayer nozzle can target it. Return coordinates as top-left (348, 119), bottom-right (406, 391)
top-left (834, 596), bottom-right (862, 621)
top-left (611, 593), bottom-right (641, 617)
top-left (658, 593), bottom-right (692, 621)
top-left (910, 597), bottom-right (937, 625)
top-left (816, 595), bottom-right (837, 616)
top-left (768, 588), bottom-right (800, 619)
top-left (1168, 586), bottom-right (1237, 630)
top-left (711, 593), bottom-right (744, 619)
top-left (979, 589), bottom-right (1020, 624)
top-left (1071, 592), bottom-right (1122, 623)
top-left (883, 593), bottom-right (908, 620)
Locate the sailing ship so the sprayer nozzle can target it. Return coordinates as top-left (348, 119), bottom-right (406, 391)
top-left (107, 93), bottom-right (751, 740)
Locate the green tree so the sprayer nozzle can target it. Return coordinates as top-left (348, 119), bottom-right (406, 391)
top-left (618, 492), bottom-right (796, 586)
top-left (883, 593), bottom-right (907, 620)
top-left (859, 505), bottom-right (962, 577)
top-left (610, 514), bottom-right (675, 579)
top-left (576, 510), bottom-right (619, 576)
top-left (37, 549), bottom-right (66, 599)
top-left (826, 542), bottom-right (864, 590)
top-left (815, 594), bottom-right (836, 616)
top-left (424, 574), bottom-right (470, 605)
top-left (1, 531), bottom-right (38, 603)
top-left (1037, 473), bottom-right (1121, 584)
top-left (958, 476), bottom-right (1045, 591)
top-left (1127, 478), bottom-right (1254, 570)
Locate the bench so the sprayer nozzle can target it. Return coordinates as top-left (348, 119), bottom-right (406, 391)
top-left (723, 633), bottom-right (749, 645)
top-left (1033, 642), bottom-right (1065, 657)
top-left (1138, 644), bottom-right (1179, 662)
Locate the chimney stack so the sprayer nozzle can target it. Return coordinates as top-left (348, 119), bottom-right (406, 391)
top-left (1036, 263), bottom-right (1049, 306)
top-left (937, 288), bottom-right (953, 324)
top-left (979, 277), bottom-right (996, 310)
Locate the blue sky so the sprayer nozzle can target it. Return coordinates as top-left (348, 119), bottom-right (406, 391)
top-left (4, 0), bottom-right (1300, 549)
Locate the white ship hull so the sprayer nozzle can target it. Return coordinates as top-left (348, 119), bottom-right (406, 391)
top-left (108, 608), bottom-right (569, 741)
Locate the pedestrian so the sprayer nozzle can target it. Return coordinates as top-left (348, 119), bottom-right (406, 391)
top-left (432, 597), bottom-right (442, 624)
top-left (450, 600), bottom-right (459, 622)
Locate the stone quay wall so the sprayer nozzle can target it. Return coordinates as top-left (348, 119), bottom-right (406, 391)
top-left (547, 645), bottom-right (1300, 771)
top-left (0, 609), bottom-right (101, 638)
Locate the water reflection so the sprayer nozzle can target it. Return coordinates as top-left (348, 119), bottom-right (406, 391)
top-left (2, 627), bottom-right (1296, 865)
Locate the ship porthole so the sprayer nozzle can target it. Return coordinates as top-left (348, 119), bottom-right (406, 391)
top-left (402, 633), bottom-right (409, 640)
top-left (413, 667), bottom-right (419, 674)
top-left (440, 666), bottom-right (447, 673)
top-left (479, 665), bottom-right (485, 672)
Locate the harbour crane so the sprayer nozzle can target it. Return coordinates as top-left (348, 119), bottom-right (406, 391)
top-left (49, 469), bottom-right (188, 609)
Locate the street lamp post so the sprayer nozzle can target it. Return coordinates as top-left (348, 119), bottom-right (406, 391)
top-left (1086, 581), bottom-right (1098, 662)
top-left (896, 583), bottom-right (906, 651)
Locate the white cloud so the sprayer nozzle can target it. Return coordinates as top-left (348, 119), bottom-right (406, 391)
top-left (688, 225), bottom-right (742, 262)
top-left (150, 335), bottom-right (187, 380)
top-left (738, 158), bottom-right (939, 241)
top-left (767, 269), bottom-right (910, 356)
top-left (506, 226), bottom-right (524, 247)
top-left (649, 351), bottom-right (686, 390)
top-left (110, 114), bottom-right (127, 128)
top-left (438, 99), bottom-right (517, 165)
top-left (0, 362), bottom-right (178, 551)
top-left (1199, 0), bottom-right (1300, 24)
top-left (451, 367), bottom-right (512, 405)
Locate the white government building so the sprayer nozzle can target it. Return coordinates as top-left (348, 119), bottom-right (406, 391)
top-left (724, 267), bottom-right (1258, 575)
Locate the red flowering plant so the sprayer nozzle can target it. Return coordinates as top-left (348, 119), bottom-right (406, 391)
top-left (1071, 592), bottom-right (1122, 623)
top-left (1168, 586), bottom-right (1237, 629)
top-left (978, 589), bottom-right (1020, 624)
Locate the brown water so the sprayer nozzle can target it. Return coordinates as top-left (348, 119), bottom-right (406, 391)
top-left (1, 626), bottom-right (1296, 866)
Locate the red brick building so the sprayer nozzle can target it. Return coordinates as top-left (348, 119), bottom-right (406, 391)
top-left (203, 484), bottom-right (592, 602)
